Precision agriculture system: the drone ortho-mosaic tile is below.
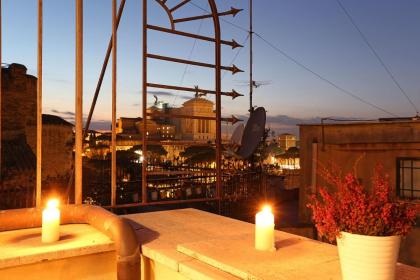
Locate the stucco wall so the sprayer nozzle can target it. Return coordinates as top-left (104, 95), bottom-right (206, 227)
top-left (299, 121), bottom-right (420, 223)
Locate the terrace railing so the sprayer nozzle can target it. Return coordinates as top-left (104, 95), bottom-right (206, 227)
top-left (0, 0), bottom-right (253, 210)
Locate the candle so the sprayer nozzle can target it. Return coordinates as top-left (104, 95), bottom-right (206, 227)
top-left (255, 205), bottom-right (275, 251)
top-left (42, 199), bottom-right (60, 243)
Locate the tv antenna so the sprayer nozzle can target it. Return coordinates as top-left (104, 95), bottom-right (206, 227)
top-left (246, 0), bottom-right (271, 112)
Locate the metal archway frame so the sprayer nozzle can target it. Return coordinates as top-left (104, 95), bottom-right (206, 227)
top-left (137, 0), bottom-right (243, 208)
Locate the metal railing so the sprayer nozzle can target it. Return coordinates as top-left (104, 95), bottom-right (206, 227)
top-left (0, 0), bottom-right (250, 211)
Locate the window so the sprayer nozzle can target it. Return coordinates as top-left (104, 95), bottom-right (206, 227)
top-left (397, 158), bottom-right (420, 200)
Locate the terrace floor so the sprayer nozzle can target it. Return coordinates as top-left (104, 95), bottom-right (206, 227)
top-left (1, 208), bottom-right (419, 280)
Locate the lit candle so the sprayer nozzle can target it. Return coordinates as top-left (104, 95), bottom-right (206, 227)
top-left (42, 199), bottom-right (60, 243)
top-left (255, 205), bottom-right (275, 251)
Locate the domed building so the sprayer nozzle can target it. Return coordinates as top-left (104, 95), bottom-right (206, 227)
top-left (175, 97), bottom-right (216, 142)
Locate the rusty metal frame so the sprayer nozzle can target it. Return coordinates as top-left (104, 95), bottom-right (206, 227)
top-left (6, 0), bottom-right (242, 208)
top-left (111, 0), bottom-right (117, 207)
top-left (147, 82), bottom-right (242, 99)
top-left (147, 25), bottom-right (242, 49)
top-left (36, 0), bottom-right (43, 207)
top-left (75, 0), bottom-right (83, 204)
top-left (147, 53), bottom-right (242, 73)
top-left (140, 0), bottom-right (242, 207)
top-left (65, 0), bottom-right (127, 203)
top-left (0, 0), bottom-right (2, 188)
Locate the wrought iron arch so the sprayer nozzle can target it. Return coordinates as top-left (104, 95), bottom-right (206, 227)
top-left (140, 0), bottom-right (243, 208)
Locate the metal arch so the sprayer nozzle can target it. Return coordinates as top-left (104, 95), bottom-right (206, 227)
top-left (155, 0), bottom-right (175, 30)
top-left (206, 0), bottom-right (223, 207)
top-left (140, 0), bottom-right (242, 208)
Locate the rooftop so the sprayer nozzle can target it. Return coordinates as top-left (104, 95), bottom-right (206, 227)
top-left (42, 114), bottom-right (73, 127)
top-left (0, 209), bottom-right (418, 280)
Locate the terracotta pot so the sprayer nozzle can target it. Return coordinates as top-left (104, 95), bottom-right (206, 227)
top-left (337, 231), bottom-right (401, 280)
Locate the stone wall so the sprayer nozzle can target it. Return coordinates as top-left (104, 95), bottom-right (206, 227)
top-left (43, 125), bottom-right (73, 179)
top-left (1, 64), bottom-right (36, 141)
top-left (1, 64), bottom-right (74, 206)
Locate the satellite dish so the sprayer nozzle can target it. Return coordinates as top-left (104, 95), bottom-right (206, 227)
top-left (230, 123), bottom-right (244, 146)
top-left (225, 107), bottom-right (266, 160)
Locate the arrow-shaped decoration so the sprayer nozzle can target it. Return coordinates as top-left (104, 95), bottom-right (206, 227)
top-left (228, 7), bottom-right (242, 17)
top-left (230, 39), bottom-right (243, 49)
top-left (173, 7), bottom-right (243, 24)
top-left (146, 83), bottom-right (243, 100)
top-left (147, 24), bottom-right (243, 49)
top-left (147, 112), bottom-right (241, 124)
top-left (230, 89), bottom-right (243, 99)
top-left (147, 53), bottom-right (243, 74)
top-left (222, 115), bottom-right (242, 124)
top-left (231, 65), bottom-right (243, 75)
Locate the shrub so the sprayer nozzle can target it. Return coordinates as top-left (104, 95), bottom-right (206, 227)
top-left (307, 165), bottom-right (416, 242)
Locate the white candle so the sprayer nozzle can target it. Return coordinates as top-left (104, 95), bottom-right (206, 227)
top-left (42, 199), bottom-right (60, 243)
top-left (255, 205), bottom-right (275, 251)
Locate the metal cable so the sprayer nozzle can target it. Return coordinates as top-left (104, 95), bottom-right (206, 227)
top-left (335, 0), bottom-right (419, 115)
top-left (254, 33), bottom-right (398, 117)
top-left (188, 0), bottom-right (399, 117)
top-left (222, 33), bottom-right (249, 80)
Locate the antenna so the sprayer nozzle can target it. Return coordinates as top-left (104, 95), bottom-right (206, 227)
top-left (249, 0), bottom-right (253, 113)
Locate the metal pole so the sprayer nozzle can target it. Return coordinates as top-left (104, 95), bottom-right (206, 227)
top-left (65, 0), bottom-right (126, 201)
top-left (208, 0), bottom-right (222, 212)
top-left (84, 0), bottom-right (126, 136)
top-left (249, 0), bottom-right (253, 112)
top-left (75, 0), bottom-right (83, 204)
top-left (111, 0), bottom-right (117, 207)
top-left (0, 0), bottom-right (2, 186)
top-left (142, 0), bottom-right (148, 204)
top-left (36, 0), bottom-right (43, 207)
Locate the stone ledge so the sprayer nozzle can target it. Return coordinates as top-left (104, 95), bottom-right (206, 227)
top-left (0, 224), bottom-right (115, 269)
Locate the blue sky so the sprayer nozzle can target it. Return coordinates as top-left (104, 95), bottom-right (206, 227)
top-left (3, 0), bottom-right (420, 133)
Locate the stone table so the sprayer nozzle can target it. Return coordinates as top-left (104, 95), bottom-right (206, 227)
top-left (126, 208), bottom-right (420, 280)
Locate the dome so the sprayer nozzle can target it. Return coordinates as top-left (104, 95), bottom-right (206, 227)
top-left (183, 97), bottom-right (214, 107)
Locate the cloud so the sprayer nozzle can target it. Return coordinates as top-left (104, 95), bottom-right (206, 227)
top-left (51, 109), bottom-right (75, 116)
top-left (89, 120), bottom-right (112, 131)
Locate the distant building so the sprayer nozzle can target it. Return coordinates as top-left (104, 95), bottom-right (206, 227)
top-left (174, 97), bottom-right (216, 142)
top-left (38, 115), bottom-right (73, 180)
top-left (278, 133), bottom-right (297, 151)
top-left (1, 64), bottom-right (73, 208)
top-left (116, 117), bottom-right (142, 134)
top-left (93, 96), bottom-right (217, 159)
top-left (298, 120), bottom-right (420, 223)
top-left (1, 64), bottom-right (37, 208)
top-left (116, 117), bottom-right (176, 141)
top-left (1, 63), bottom-right (36, 142)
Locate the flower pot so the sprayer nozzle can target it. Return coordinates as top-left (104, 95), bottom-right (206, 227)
top-left (336, 231), bottom-right (401, 280)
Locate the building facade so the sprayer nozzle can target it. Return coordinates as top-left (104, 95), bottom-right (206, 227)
top-left (278, 133), bottom-right (298, 151)
top-left (97, 97), bottom-right (217, 159)
top-left (1, 64), bottom-right (73, 207)
top-left (298, 120), bottom-right (420, 223)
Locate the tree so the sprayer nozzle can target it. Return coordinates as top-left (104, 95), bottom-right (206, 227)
top-left (180, 145), bottom-right (215, 165)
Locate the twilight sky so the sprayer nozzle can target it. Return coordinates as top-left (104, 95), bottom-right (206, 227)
top-left (3, 0), bottom-right (420, 133)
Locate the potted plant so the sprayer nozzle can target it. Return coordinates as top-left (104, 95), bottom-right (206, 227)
top-left (307, 165), bottom-right (416, 280)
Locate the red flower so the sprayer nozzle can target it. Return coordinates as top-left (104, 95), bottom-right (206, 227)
top-left (307, 164), bottom-right (417, 242)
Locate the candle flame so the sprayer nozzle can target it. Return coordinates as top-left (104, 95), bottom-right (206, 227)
top-left (262, 205), bottom-right (271, 213)
top-left (46, 199), bottom-right (59, 209)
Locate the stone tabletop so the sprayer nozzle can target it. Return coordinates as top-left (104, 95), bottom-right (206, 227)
top-left (0, 224), bottom-right (114, 269)
top-left (125, 208), bottom-right (420, 280)
top-left (1, 209), bottom-right (417, 279)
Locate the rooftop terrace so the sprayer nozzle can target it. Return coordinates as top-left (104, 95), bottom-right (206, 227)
top-left (1, 208), bottom-right (419, 280)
